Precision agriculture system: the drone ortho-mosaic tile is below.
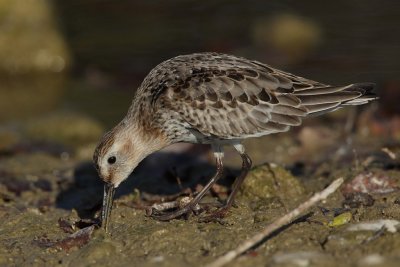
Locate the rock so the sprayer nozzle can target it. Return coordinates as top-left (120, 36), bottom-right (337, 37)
top-left (239, 163), bottom-right (305, 206)
top-left (342, 172), bottom-right (399, 195)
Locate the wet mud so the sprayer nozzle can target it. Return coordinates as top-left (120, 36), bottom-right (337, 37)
top-left (1, 111), bottom-right (400, 267)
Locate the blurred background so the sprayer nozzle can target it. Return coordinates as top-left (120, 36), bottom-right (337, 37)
top-left (0, 0), bottom-right (400, 165)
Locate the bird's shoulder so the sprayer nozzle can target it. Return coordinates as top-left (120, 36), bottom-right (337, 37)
top-left (134, 53), bottom-right (318, 139)
top-left (139, 52), bottom-right (327, 105)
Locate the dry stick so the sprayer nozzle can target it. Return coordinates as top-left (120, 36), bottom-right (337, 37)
top-left (207, 177), bottom-right (344, 267)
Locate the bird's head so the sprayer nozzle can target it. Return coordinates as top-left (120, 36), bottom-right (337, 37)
top-left (94, 130), bottom-right (137, 188)
top-left (93, 121), bottom-right (168, 232)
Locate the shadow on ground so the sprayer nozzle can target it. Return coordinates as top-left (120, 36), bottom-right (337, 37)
top-left (55, 151), bottom-right (239, 218)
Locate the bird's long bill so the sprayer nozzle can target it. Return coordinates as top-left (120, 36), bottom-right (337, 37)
top-left (101, 183), bottom-right (116, 233)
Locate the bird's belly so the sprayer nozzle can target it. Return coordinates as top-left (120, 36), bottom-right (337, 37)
top-left (164, 121), bottom-right (241, 145)
top-left (159, 110), bottom-right (243, 145)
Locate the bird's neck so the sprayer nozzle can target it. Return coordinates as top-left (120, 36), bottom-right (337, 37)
top-left (119, 116), bottom-right (170, 161)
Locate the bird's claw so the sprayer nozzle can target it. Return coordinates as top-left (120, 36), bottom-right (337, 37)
top-left (150, 205), bottom-right (195, 221)
top-left (148, 198), bottom-right (227, 221)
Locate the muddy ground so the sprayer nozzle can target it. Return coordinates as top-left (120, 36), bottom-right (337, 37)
top-left (1, 108), bottom-right (400, 267)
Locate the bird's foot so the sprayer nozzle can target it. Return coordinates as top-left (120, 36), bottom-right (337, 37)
top-left (148, 196), bottom-right (203, 221)
top-left (150, 205), bottom-right (194, 221)
top-left (149, 199), bottom-right (223, 221)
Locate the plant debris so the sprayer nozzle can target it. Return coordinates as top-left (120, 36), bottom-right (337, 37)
top-left (33, 225), bottom-right (95, 251)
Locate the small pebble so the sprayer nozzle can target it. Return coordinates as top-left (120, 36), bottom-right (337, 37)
top-left (343, 192), bottom-right (375, 208)
top-left (342, 172), bottom-right (398, 194)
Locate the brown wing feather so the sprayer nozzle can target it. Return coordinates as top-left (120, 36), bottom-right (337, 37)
top-left (153, 54), bottom-right (307, 139)
top-left (145, 52), bottom-right (375, 140)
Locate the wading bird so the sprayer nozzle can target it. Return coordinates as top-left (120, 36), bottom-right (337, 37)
top-left (93, 52), bottom-right (376, 232)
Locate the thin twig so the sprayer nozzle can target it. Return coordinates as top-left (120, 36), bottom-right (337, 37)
top-left (381, 147), bottom-right (396, 160)
top-left (206, 177), bottom-right (344, 267)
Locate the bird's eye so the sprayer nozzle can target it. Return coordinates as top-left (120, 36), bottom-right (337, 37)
top-left (107, 156), bottom-right (116, 164)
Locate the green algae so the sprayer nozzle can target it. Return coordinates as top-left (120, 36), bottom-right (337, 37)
top-left (328, 212), bottom-right (353, 227)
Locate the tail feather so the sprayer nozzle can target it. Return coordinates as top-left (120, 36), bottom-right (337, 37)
top-left (303, 102), bottom-right (341, 116)
top-left (295, 83), bottom-right (377, 115)
top-left (297, 91), bottom-right (361, 105)
top-left (294, 85), bottom-right (352, 96)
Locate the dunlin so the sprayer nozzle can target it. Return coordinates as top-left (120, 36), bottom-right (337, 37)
top-left (93, 52), bottom-right (376, 232)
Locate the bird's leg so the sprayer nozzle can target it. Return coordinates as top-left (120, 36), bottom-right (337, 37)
top-left (151, 146), bottom-right (224, 221)
top-left (201, 144), bottom-right (252, 221)
top-left (226, 146), bottom-right (252, 208)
